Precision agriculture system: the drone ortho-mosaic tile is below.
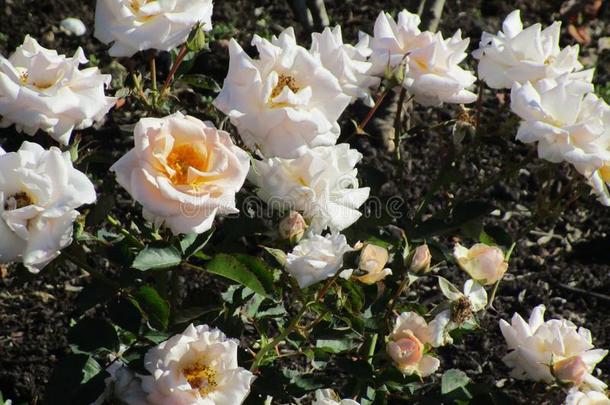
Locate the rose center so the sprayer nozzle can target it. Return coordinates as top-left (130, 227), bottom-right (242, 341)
top-left (271, 74), bottom-right (300, 100)
top-left (395, 336), bottom-right (422, 365)
top-left (4, 192), bottom-right (34, 211)
top-left (182, 362), bottom-right (218, 396)
top-left (128, 0), bottom-right (159, 22)
top-left (166, 144), bottom-right (209, 186)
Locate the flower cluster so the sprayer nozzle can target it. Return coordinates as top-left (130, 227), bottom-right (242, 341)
top-left (474, 10), bottom-right (610, 206)
top-left (500, 305), bottom-right (609, 403)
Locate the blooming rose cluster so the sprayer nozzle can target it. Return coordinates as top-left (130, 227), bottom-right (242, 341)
top-left (474, 10), bottom-right (610, 206)
top-left (500, 305), bottom-right (609, 403)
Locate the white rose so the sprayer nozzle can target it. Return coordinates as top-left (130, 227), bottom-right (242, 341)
top-left (141, 323), bottom-right (254, 405)
top-left (110, 112), bottom-right (250, 235)
top-left (0, 36), bottom-right (115, 145)
top-left (510, 77), bottom-right (610, 175)
top-left (387, 312), bottom-right (441, 377)
top-left (249, 144), bottom-right (370, 234)
top-left (313, 389), bottom-right (360, 405)
top-left (310, 26), bottom-right (380, 107)
top-left (285, 233), bottom-right (354, 288)
top-left (94, 0), bottom-right (213, 57)
top-left (472, 10), bottom-right (587, 89)
top-left (367, 9), bottom-right (424, 75)
top-left (588, 166), bottom-right (610, 206)
top-left (214, 28), bottom-right (351, 159)
top-left (453, 243), bottom-right (508, 285)
top-left (500, 305), bottom-right (608, 391)
top-left (565, 389), bottom-right (610, 405)
top-left (0, 142), bottom-right (96, 273)
top-left (403, 30), bottom-right (477, 106)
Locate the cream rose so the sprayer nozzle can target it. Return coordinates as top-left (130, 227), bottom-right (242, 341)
top-left (565, 389), bottom-right (610, 405)
top-left (410, 244), bottom-right (431, 273)
top-left (214, 28), bottom-right (351, 159)
top-left (454, 243), bottom-right (508, 285)
top-left (0, 36), bottom-right (115, 145)
top-left (141, 323), bottom-right (254, 405)
top-left (387, 312), bottom-right (441, 377)
top-left (285, 233), bottom-right (354, 289)
top-left (110, 112), bottom-right (250, 235)
top-left (94, 0), bottom-right (214, 57)
top-left (279, 210), bottom-right (308, 243)
top-left (0, 142), bottom-right (96, 273)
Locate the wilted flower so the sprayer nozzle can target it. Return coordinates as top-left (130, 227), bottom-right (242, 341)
top-left (279, 211), bottom-right (308, 243)
top-left (355, 243), bottom-right (392, 285)
top-left (111, 112), bottom-right (250, 235)
top-left (453, 243), bottom-right (508, 285)
top-left (510, 77), bottom-right (610, 176)
top-left (0, 142), bottom-right (96, 273)
top-left (249, 144), bottom-right (370, 234)
top-left (285, 233), bottom-right (353, 288)
top-left (141, 323), bottom-right (254, 405)
top-left (564, 389), bottom-right (610, 405)
top-left (410, 244), bottom-right (431, 273)
top-left (500, 305), bottom-right (608, 390)
top-left (367, 9), bottom-right (423, 75)
top-left (403, 30), bottom-right (477, 106)
top-left (310, 26), bottom-right (379, 107)
top-left (94, 0), bottom-right (213, 57)
top-left (313, 389), bottom-right (360, 405)
top-left (214, 28), bottom-right (351, 159)
top-left (472, 10), bottom-right (586, 89)
top-left (387, 312), bottom-right (441, 377)
top-left (0, 36), bottom-right (115, 145)
top-left (429, 278), bottom-right (487, 347)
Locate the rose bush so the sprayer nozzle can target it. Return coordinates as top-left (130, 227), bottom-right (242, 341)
top-left (0, 3), bottom-right (608, 405)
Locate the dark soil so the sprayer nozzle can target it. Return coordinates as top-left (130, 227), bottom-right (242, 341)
top-left (1, 1), bottom-right (609, 404)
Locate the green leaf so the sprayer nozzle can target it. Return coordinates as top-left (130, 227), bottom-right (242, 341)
top-left (315, 339), bottom-right (355, 354)
top-left (186, 24), bottom-right (207, 52)
top-left (233, 254), bottom-right (275, 294)
top-left (68, 318), bottom-right (119, 353)
top-left (178, 74), bottom-right (221, 92)
top-left (180, 229), bottom-right (214, 258)
top-left (132, 286), bottom-right (170, 330)
top-left (108, 298), bottom-right (143, 334)
top-left (132, 243), bottom-right (182, 271)
top-left (262, 246), bottom-right (287, 267)
top-left (45, 354), bottom-right (107, 405)
top-left (441, 369), bottom-right (471, 395)
top-left (205, 254), bottom-right (270, 297)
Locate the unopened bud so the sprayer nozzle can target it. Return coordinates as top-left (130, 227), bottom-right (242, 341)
top-left (410, 244), bottom-right (431, 273)
top-left (356, 243), bottom-right (392, 284)
top-left (279, 211), bottom-right (307, 243)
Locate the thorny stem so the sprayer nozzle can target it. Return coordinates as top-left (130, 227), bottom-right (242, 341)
top-left (62, 251), bottom-right (119, 289)
top-left (131, 73), bottom-right (150, 107)
top-left (393, 87), bottom-right (407, 161)
top-left (150, 56), bottom-right (157, 92)
top-left (367, 333), bottom-right (378, 364)
top-left (358, 89), bottom-right (389, 132)
top-left (160, 44), bottom-right (189, 99)
top-left (250, 302), bottom-right (310, 373)
top-left (106, 215), bottom-right (146, 249)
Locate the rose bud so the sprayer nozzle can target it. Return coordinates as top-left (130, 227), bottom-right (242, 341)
top-left (355, 243), bottom-right (392, 285)
top-left (410, 244), bottom-right (432, 273)
top-left (453, 243), bottom-right (508, 285)
top-left (554, 356), bottom-right (588, 386)
top-left (279, 211), bottom-right (308, 243)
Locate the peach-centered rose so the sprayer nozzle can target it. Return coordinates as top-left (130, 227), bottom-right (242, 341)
top-left (554, 356), bottom-right (588, 386)
top-left (111, 112), bottom-right (250, 235)
top-left (387, 331), bottom-right (424, 371)
top-left (454, 243), bottom-right (508, 285)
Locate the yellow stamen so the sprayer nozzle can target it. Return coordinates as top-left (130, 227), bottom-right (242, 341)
top-left (182, 362), bottom-right (217, 396)
top-left (269, 74), bottom-right (300, 108)
top-left (166, 144), bottom-right (209, 186)
top-left (599, 165), bottom-right (610, 183)
top-left (4, 192), bottom-right (34, 211)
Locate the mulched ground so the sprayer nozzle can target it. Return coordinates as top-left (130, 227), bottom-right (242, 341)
top-left (0, 0), bottom-right (609, 404)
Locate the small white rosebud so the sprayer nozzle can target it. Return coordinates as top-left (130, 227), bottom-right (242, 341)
top-left (60, 18), bottom-right (87, 36)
